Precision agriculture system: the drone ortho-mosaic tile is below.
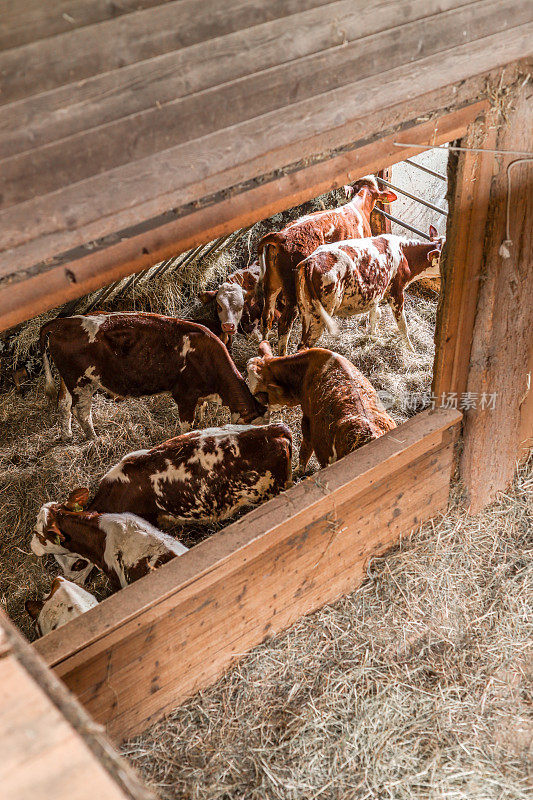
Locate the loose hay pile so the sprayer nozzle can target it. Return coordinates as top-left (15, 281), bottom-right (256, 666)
top-left (124, 458), bottom-right (533, 800)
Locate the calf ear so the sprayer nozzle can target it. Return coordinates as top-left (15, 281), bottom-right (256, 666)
top-left (199, 290), bottom-right (217, 304)
top-left (429, 224), bottom-right (439, 240)
top-left (259, 340), bottom-right (273, 358)
top-left (46, 520), bottom-right (66, 545)
top-left (378, 189), bottom-right (397, 203)
top-left (427, 249), bottom-right (441, 264)
top-left (344, 185), bottom-right (355, 201)
top-left (65, 487), bottom-right (90, 511)
top-left (25, 599), bottom-right (44, 619)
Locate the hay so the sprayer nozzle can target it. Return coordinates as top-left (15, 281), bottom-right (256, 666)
top-left (123, 457), bottom-right (533, 800)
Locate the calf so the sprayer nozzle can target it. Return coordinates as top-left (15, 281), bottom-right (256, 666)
top-left (247, 343), bottom-right (395, 470)
top-left (39, 312), bottom-right (266, 439)
top-left (25, 577), bottom-right (98, 637)
top-left (258, 176), bottom-right (396, 354)
top-left (31, 488), bottom-right (189, 590)
top-left (296, 227), bottom-right (444, 352)
top-left (199, 260), bottom-right (268, 349)
top-left (87, 423), bottom-right (292, 526)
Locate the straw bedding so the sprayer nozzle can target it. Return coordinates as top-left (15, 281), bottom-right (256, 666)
top-left (124, 459), bottom-right (532, 800)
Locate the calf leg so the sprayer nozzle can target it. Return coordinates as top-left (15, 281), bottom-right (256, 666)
top-left (368, 303), bottom-right (381, 335)
top-left (298, 416), bottom-right (314, 473)
top-left (173, 393), bottom-right (198, 433)
top-left (57, 379), bottom-right (73, 439)
top-left (72, 379), bottom-right (97, 439)
top-left (388, 293), bottom-right (414, 352)
top-left (261, 259), bottom-right (282, 339)
top-left (277, 303), bottom-right (298, 356)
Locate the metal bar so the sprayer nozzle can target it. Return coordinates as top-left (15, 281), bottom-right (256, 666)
top-left (404, 158), bottom-right (446, 182)
top-left (376, 176), bottom-right (448, 216)
top-left (374, 208), bottom-right (431, 240)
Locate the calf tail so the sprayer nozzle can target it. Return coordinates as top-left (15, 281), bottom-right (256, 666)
top-left (39, 321), bottom-right (57, 403)
top-left (296, 259), bottom-right (339, 336)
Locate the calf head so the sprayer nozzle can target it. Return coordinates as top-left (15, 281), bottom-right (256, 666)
top-left (200, 282), bottom-right (254, 342)
top-left (344, 175), bottom-right (397, 207)
top-left (247, 342), bottom-right (300, 409)
top-left (427, 225), bottom-right (445, 268)
top-left (26, 576), bottom-right (98, 637)
top-left (30, 488), bottom-right (89, 560)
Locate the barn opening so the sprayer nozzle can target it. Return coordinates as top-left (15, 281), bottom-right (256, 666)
top-left (0, 148), bottom-right (448, 643)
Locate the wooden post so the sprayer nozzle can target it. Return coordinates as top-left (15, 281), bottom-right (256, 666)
top-left (434, 61), bottom-right (532, 511)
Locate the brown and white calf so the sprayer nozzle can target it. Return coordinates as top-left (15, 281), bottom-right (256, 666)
top-left (199, 260), bottom-right (271, 348)
top-left (247, 343), bottom-right (395, 470)
top-left (258, 176), bottom-right (397, 354)
top-left (86, 423), bottom-right (292, 526)
top-left (39, 313), bottom-right (266, 439)
top-left (25, 577), bottom-right (98, 637)
top-left (31, 488), bottom-right (189, 590)
top-left (296, 227), bottom-right (444, 352)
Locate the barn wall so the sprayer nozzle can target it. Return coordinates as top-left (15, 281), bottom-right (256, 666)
top-left (1, 1), bottom-right (532, 328)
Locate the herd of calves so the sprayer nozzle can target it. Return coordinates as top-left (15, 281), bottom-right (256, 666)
top-left (27, 175), bottom-right (443, 637)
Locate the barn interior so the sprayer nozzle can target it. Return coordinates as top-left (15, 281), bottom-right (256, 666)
top-left (1, 4), bottom-right (531, 799)
top-left (0, 150), bottom-right (446, 640)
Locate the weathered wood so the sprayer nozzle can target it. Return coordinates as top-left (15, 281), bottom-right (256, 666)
top-left (459, 72), bottom-right (533, 511)
top-left (432, 105), bottom-right (500, 400)
top-left (35, 409), bottom-right (461, 741)
top-left (0, 0), bottom-right (171, 50)
top-left (0, 0), bottom-right (471, 160)
top-left (0, 0), bottom-right (333, 104)
top-left (2, 0), bottom-right (513, 206)
top-left (0, 8), bottom-right (530, 302)
top-left (0, 611), bottom-right (153, 800)
top-left (0, 100), bottom-right (485, 331)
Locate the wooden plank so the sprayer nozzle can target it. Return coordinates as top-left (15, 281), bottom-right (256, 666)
top-left (432, 104), bottom-right (500, 400)
top-left (0, 0), bottom-right (171, 51)
top-left (35, 409), bottom-right (461, 741)
top-left (0, 97), bottom-right (487, 331)
top-left (457, 70), bottom-right (533, 511)
top-left (0, 0), bottom-right (333, 105)
top-left (0, 611), bottom-right (153, 800)
top-left (1, 23), bottom-right (530, 275)
top-left (1, 0), bottom-right (475, 161)
top-left (1, 0), bottom-right (504, 204)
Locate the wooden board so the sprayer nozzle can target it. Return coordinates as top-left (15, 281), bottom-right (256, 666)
top-left (35, 408), bottom-right (461, 741)
top-left (0, 0), bottom-right (531, 329)
top-left (457, 70), bottom-right (533, 511)
top-left (0, 98), bottom-right (486, 331)
top-left (0, 611), bottom-right (153, 800)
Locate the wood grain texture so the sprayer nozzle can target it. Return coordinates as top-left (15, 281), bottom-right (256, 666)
top-left (0, 99), bottom-right (485, 331)
top-left (35, 409), bottom-right (461, 741)
top-left (0, 0), bottom-right (470, 160)
top-left (458, 70), bottom-right (533, 511)
top-left (0, 610), bottom-right (152, 800)
top-left (0, 0), bottom-right (333, 104)
top-left (3, 0), bottom-right (506, 205)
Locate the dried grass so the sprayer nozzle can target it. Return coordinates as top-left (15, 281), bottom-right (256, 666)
top-left (124, 458), bottom-right (533, 800)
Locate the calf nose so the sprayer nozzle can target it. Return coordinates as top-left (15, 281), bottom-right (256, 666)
top-left (222, 322), bottom-right (236, 333)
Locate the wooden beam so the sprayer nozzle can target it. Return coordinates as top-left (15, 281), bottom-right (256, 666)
top-left (35, 409), bottom-right (461, 741)
top-left (458, 69), bottom-right (533, 511)
top-left (0, 99), bottom-right (486, 331)
top-left (0, 611), bottom-right (153, 800)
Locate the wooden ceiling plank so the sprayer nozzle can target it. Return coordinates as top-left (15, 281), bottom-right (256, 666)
top-left (0, 0), bottom-right (469, 160)
top-left (0, 25), bottom-right (529, 269)
top-left (0, 0), bottom-right (335, 105)
top-left (0, 0), bottom-right (522, 209)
